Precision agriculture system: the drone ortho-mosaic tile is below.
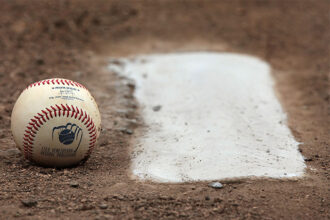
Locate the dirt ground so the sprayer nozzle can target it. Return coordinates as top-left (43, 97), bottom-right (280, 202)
top-left (0, 0), bottom-right (329, 219)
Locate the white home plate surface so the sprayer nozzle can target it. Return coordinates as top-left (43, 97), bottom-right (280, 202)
top-left (108, 52), bottom-right (306, 182)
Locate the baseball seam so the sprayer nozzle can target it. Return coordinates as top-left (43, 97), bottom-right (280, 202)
top-left (26, 79), bottom-right (86, 90)
top-left (23, 104), bottom-right (97, 162)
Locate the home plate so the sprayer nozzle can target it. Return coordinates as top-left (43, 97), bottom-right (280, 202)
top-left (108, 52), bottom-right (306, 182)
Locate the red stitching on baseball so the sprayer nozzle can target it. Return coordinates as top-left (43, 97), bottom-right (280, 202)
top-left (37, 113), bottom-right (46, 122)
top-left (83, 116), bottom-right (89, 125)
top-left (88, 125), bottom-right (95, 132)
top-left (26, 79), bottom-right (86, 90)
top-left (78, 112), bottom-right (83, 120)
top-left (22, 105), bottom-right (97, 161)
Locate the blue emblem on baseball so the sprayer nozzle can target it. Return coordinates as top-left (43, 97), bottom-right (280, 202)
top-left (59, 129), bottom-right (75, 145)
top-left (52, 123), bottom-right (83, 152)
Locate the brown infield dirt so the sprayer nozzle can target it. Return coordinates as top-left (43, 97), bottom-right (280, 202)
top-left (0, 0), bottom-right (329, 219)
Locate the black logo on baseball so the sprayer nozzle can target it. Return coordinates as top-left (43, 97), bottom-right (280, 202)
top-left (52, 123), bottom-right (83, 152)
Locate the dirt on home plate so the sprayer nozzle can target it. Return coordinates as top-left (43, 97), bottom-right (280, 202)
top-left (0, 0), bottom-right (329, 219)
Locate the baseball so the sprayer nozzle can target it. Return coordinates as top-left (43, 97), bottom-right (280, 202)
top-left (11, 78), bottom-right (101, 167)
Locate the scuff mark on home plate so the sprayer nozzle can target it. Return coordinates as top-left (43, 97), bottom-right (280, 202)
top-left (108, 52), bottom-right (306, 182)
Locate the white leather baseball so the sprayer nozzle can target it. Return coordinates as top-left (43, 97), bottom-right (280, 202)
top-left (11, 78), bottom-right (101, 167)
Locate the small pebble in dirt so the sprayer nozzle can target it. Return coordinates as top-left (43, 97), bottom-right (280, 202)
top-left (99, 203), bottom-right (108, 209)
top-left (125, 80), bottom-right (136, 89)
top-left (120, 128), bottom-right (133, 135)
top-left (21, 199), bottom-right (37, 207)
top-left (6, 148), bottom-right (21, 156)
top-left (0, 148), bottom-right (21, 158)
top-left (80, 204), bottom-right (94, 211)
top-left (69, 181), bottom-right (79, 188)
top-left (208, 182), bottom-right (223, 189)
top-left (152, 105), bottom-right (162, 112)
top-left (13, 211), bottom-right (21, 217)
top-left (35, 58), bottom-right (44, 65)
top-left (0, 150), bottom-right (6, 158)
